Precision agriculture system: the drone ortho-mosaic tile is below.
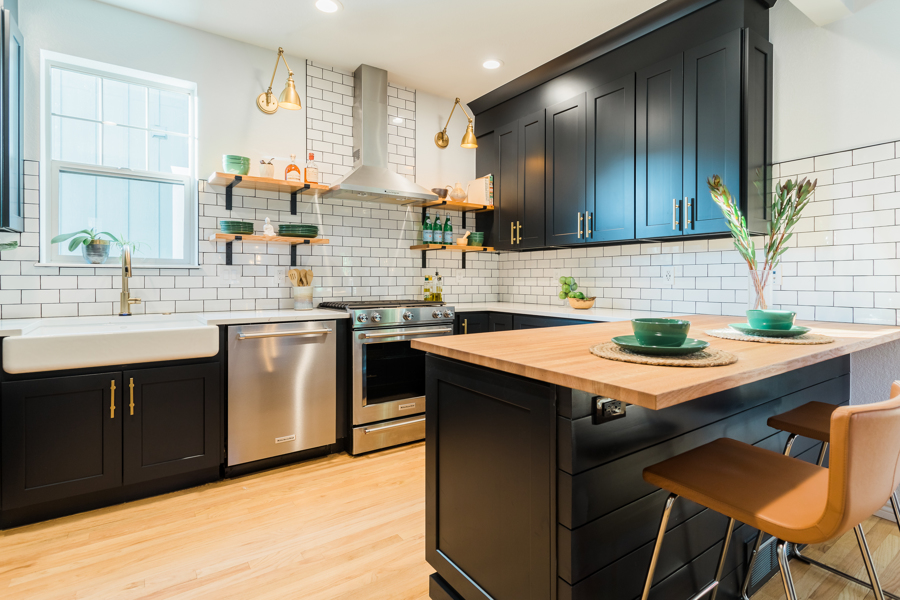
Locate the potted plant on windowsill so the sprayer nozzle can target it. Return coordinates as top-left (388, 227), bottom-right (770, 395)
top-left (51, 229), bottom-right (135, 265)
top-left (707, 175), bottom-right (816, 310)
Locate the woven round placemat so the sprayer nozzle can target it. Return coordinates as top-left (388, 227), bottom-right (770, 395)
top-left (590, 342), bottom-right (738, 367)
top-left (704, 328), bottom-right (835, 345)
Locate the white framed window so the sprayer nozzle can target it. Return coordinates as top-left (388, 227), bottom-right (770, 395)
top-left (41, 52), bottom-right (198, 267)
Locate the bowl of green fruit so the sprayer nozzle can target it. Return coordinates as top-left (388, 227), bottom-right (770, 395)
top-left (558, 276), bottom-right (596, 309)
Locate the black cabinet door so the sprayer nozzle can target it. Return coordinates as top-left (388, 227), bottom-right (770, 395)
top-left (743, 29), bottom-right (774, 236)
top-left (636, 54), bottom-right (684, 238)
top-left (683, 30), bottom-right (741, 235)
top-left (1, 373), bottom-right (123, 510)
top-left (475, 129), bottom-right (499, 248)
top-left (488, 312), bottom-right (513, 331)
top-left (545, 93), bottom-right (586, 246)
top-left (495, 121), bottom-right (519, 251)
top-left (459, 312), bottom-right (490, 335)
top-left (517, 110), bottom-right (546, 248)
top-left (587, 74), bottom-right (636, 243)
top-left (123, 364), bottom-right (221, 485)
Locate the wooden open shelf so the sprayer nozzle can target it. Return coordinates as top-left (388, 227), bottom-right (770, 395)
top-left (212, 233), bottom-right (329, 245)
top-left (410, 244), bottom-right (494, 252)
top-left (409, 199), bottom-right (494, 213)
top-left (208, 172), bottom-right (329, 195)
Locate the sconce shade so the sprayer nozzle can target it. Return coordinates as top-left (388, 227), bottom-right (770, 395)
top-left (278, 76), bottom-right (302, 110)
top-left (461, 123), bottom-right (478, 149)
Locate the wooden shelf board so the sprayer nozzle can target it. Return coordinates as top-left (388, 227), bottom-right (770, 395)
top-left (212, 233), bottom-right (329, 245)
top-left (410, 244), bottom-right (495, 252)
top-left (409, 199), bottom-right (494, 212)
top-left (208, 172), bottom-right (330, 195)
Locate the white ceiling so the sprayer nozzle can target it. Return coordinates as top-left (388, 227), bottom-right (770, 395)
top-left (93, 0), bottom-right (666, 102)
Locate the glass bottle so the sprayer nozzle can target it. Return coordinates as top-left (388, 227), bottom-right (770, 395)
top-left (285, 154), bottom-right (302, 181)
top-left (433, 271), bottom-right (443, 302)
top-left (424, 275), bottom-right (433, 302)
top-left (432, 215), bottom-right (442, 244)
top-left (443, 213), bottom-right (453, 244)
top-left (423, 212), bottom-right (433, 244)
top-left (304, 152), bottom-right (319, 184)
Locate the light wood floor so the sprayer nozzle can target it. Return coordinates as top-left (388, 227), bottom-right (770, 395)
top-left (0, 441), bottom-right (897, 600)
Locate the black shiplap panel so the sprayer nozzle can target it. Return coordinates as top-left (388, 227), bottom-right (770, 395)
top-left (559, 374), bottom-right (849, 529)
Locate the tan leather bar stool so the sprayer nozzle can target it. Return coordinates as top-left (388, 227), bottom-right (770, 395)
top-left (639, 387), bottom-right (900, 600)
top-left (740, 386), bottom-right (900, 600)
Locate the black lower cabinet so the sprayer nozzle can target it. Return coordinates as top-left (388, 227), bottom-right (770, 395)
top-left (512, 315), bottom-right (595, 329)
top-left (1, 373), bottom-right (124, 510)
top-left (123, 364), bottom-right (220, 485)
top-left (488, 312), bottom-right (513, 331)
top-left (458, 312), bottom-right (490, 334)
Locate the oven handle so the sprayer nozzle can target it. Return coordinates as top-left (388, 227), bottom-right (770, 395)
top-left (238, 328), bottom-right (332, 340)
top-left (364, 417), bottom-right (426, 434)
top-left (359, 328), bottom-right (453, 339)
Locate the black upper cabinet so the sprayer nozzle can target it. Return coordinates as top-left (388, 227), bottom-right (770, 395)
top-left (1, 373), bottom-right (123, 510)
top-left (123, 364), bottom-right (220, 485)
top-left (0, 9), bottom-right (23, 233)
top-left (496, 121), bottom-right (519, 251)
top-left (743, 29), bottom-right (774, 236)
top-left (545, 94), bottom-right (586, 246)
top-left (636, 54), bottom-right (684, 239)
top-left (586, 75), bottom-right (636, 243)
top-left (517, 110), bottom-right (546, 249)
top-left (683, 30), bottom-right (741, 235)
top-left (474, 128), bottom-right (499, 249)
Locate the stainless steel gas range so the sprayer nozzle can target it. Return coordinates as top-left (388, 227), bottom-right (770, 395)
top-left (318, 300), bottom-right (455, 454)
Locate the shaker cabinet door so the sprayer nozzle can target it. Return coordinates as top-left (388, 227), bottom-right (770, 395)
top-left (517, 109), bottom-right (546, 249)
top-left (545, 93), bottom-right (586, 246)
top-left (1, 373), bottom-right (123, 510)
top-left (683, 30), bottom-right (741, 235)
top-left (587, 74), bottom-right (636, 243)
top-left (495, 121), bottom-right (520, 251)
top-left (636, 54), bottom-right (684, 238)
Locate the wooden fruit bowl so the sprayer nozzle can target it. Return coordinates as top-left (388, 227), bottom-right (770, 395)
top-left (567, 296), bottom-right (596, 309)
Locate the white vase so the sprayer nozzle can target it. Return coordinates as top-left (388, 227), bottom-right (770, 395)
top-left (258, 163), bottom-right (275, 178)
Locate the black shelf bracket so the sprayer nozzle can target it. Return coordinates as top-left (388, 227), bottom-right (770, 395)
top-left (224, 235), bottom-right (241, 265)
top-left (290, 244), bottom-right (297, 267)
top-left (225, 176), bottom-right (242, 211)
top-left (290, 184), bottom-right (311, 215)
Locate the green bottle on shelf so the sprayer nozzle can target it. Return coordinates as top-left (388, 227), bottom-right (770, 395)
top-left (443, 213), bottom-right (453, 244)
top-left (423, 212), bottom-right (433, 243)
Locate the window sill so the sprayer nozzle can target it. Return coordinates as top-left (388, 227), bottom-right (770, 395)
top-left (36, 262), bottom-right (202, 269)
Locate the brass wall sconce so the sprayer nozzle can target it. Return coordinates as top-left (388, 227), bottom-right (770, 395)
top-left (257, 47), bottom-right (302, 114)
top-left (435, 97), bottom-right (477, 149)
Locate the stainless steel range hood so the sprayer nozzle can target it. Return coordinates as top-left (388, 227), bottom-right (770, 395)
top-left (326, 65), bottom-right (438, 205)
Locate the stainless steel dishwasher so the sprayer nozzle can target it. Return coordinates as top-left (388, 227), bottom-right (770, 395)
top-left (227, 321), bottom-right (337, 466)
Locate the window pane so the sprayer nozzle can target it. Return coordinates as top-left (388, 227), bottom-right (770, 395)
top-left (149, 88), bottom-right (189, 134)
top-left (149, 133), bottom-right (188, 174)
top-left (57, 170), bottom-right (185, 261)
top-left (102, 124), bottom-right (147, 169)
top-left (51, 68), bottom-right (99, 120)
top-left (52, 116), bottom-right (99, 164)
top-left (102, 79), bottom-right (147, 128)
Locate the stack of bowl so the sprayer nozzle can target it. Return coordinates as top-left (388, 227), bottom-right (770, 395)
top-left (469, 232), bottom-right (485, 247)
top-left (220, 220), bottom-right (254, 235)
top-left (223, 155), bottom-right (250, 175)
top-left (278, 224), bottom-right (319, 238)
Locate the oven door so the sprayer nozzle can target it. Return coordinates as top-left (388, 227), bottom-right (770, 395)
top-left (352, 324), bottom-right (453, 426)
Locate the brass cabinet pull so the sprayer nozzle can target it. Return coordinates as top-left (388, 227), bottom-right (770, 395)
top-left (586, 212), bottom-right (592, 238)
top-left (578, 212), bottom-right (583, 238)
top-left (463, 319), bottom-right (468, 334)
top-left (510, 222), bottom-right (515, 245)
top-left (110, 380), bottom-right (116, 419)
top-left (684, 197), bottom-right (692, 229)
top-left (516, 221), bottom-right (522, 244)
top-left (129, 378), bottom-right (135, 416)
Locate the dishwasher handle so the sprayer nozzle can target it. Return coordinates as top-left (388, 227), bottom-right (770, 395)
top-left (238, 328), bottom-right (333, 340)
top-left (359, 328), bottom-right (453, 339)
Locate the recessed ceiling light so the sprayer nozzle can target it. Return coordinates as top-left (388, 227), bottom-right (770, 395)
top-left (316, 0), bottom-right (343, 13)
top-left (483, 59), bottom-right (503, 69)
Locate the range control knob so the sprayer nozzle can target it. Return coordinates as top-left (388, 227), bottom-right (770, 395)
top-left (443, 309), bottom-right (454, 318)
top-left (371, 312), bottom-right (382, 322)
top-left (357, 313), bottom-right (368, 323)
top-left (402, 311), bottom-right (414, 321)
top-left (432, 310), bottom-right (442, 319)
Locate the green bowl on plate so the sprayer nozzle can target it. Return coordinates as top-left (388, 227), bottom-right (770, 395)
top-left (612, 335), bottom-right (709, 356)
top-left (746, 310), bottom-right (796, 330)
top-left (631, 318), bottom-right (691, 347)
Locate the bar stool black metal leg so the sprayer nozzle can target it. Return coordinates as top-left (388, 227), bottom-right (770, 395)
top-left (856, 524), bottom-right (887, 600)
top-left (777, 541), bottom-right (799, 600)
top-left (641, 493), bottom-right (678, 600)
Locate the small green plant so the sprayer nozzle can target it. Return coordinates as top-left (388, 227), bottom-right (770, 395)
top-left (51, 228), bottom-right (117, 252)
top-left (557, 276), bottom-right (586, 300)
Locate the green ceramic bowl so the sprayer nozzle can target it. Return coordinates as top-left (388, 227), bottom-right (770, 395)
top-left (223, 155), bottom-right (250, 163)
top-left (223, 162), bottom-right (250, 175)
top-left (746, 310), bottom-right (796, 331)
top-left (631, 318), bottom-right (691, 347)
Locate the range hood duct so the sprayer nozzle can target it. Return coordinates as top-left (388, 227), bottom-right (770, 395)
top-left (326, 65), bottom-right (438, 204)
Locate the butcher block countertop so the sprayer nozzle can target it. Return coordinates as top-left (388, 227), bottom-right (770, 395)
top-left (411, 314), bottom-right (900, 410)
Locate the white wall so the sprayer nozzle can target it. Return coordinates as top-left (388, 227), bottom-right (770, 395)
top-left (771, 0), bottom-right (900, 162)
top-left (414, 91), bottom-right (476, 192)
top-left (20, 0), bottom-right (306, 178)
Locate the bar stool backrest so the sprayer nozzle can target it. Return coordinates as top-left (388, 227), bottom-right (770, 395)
top-left (823, 381), bottom-right (900, 539)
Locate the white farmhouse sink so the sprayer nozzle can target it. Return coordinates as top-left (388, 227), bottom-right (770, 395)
top-left (3, 314), bottom-right (219, 374)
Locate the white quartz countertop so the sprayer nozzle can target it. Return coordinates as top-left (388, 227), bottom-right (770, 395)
top-left (453, 302), bottom-right (676, 322)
